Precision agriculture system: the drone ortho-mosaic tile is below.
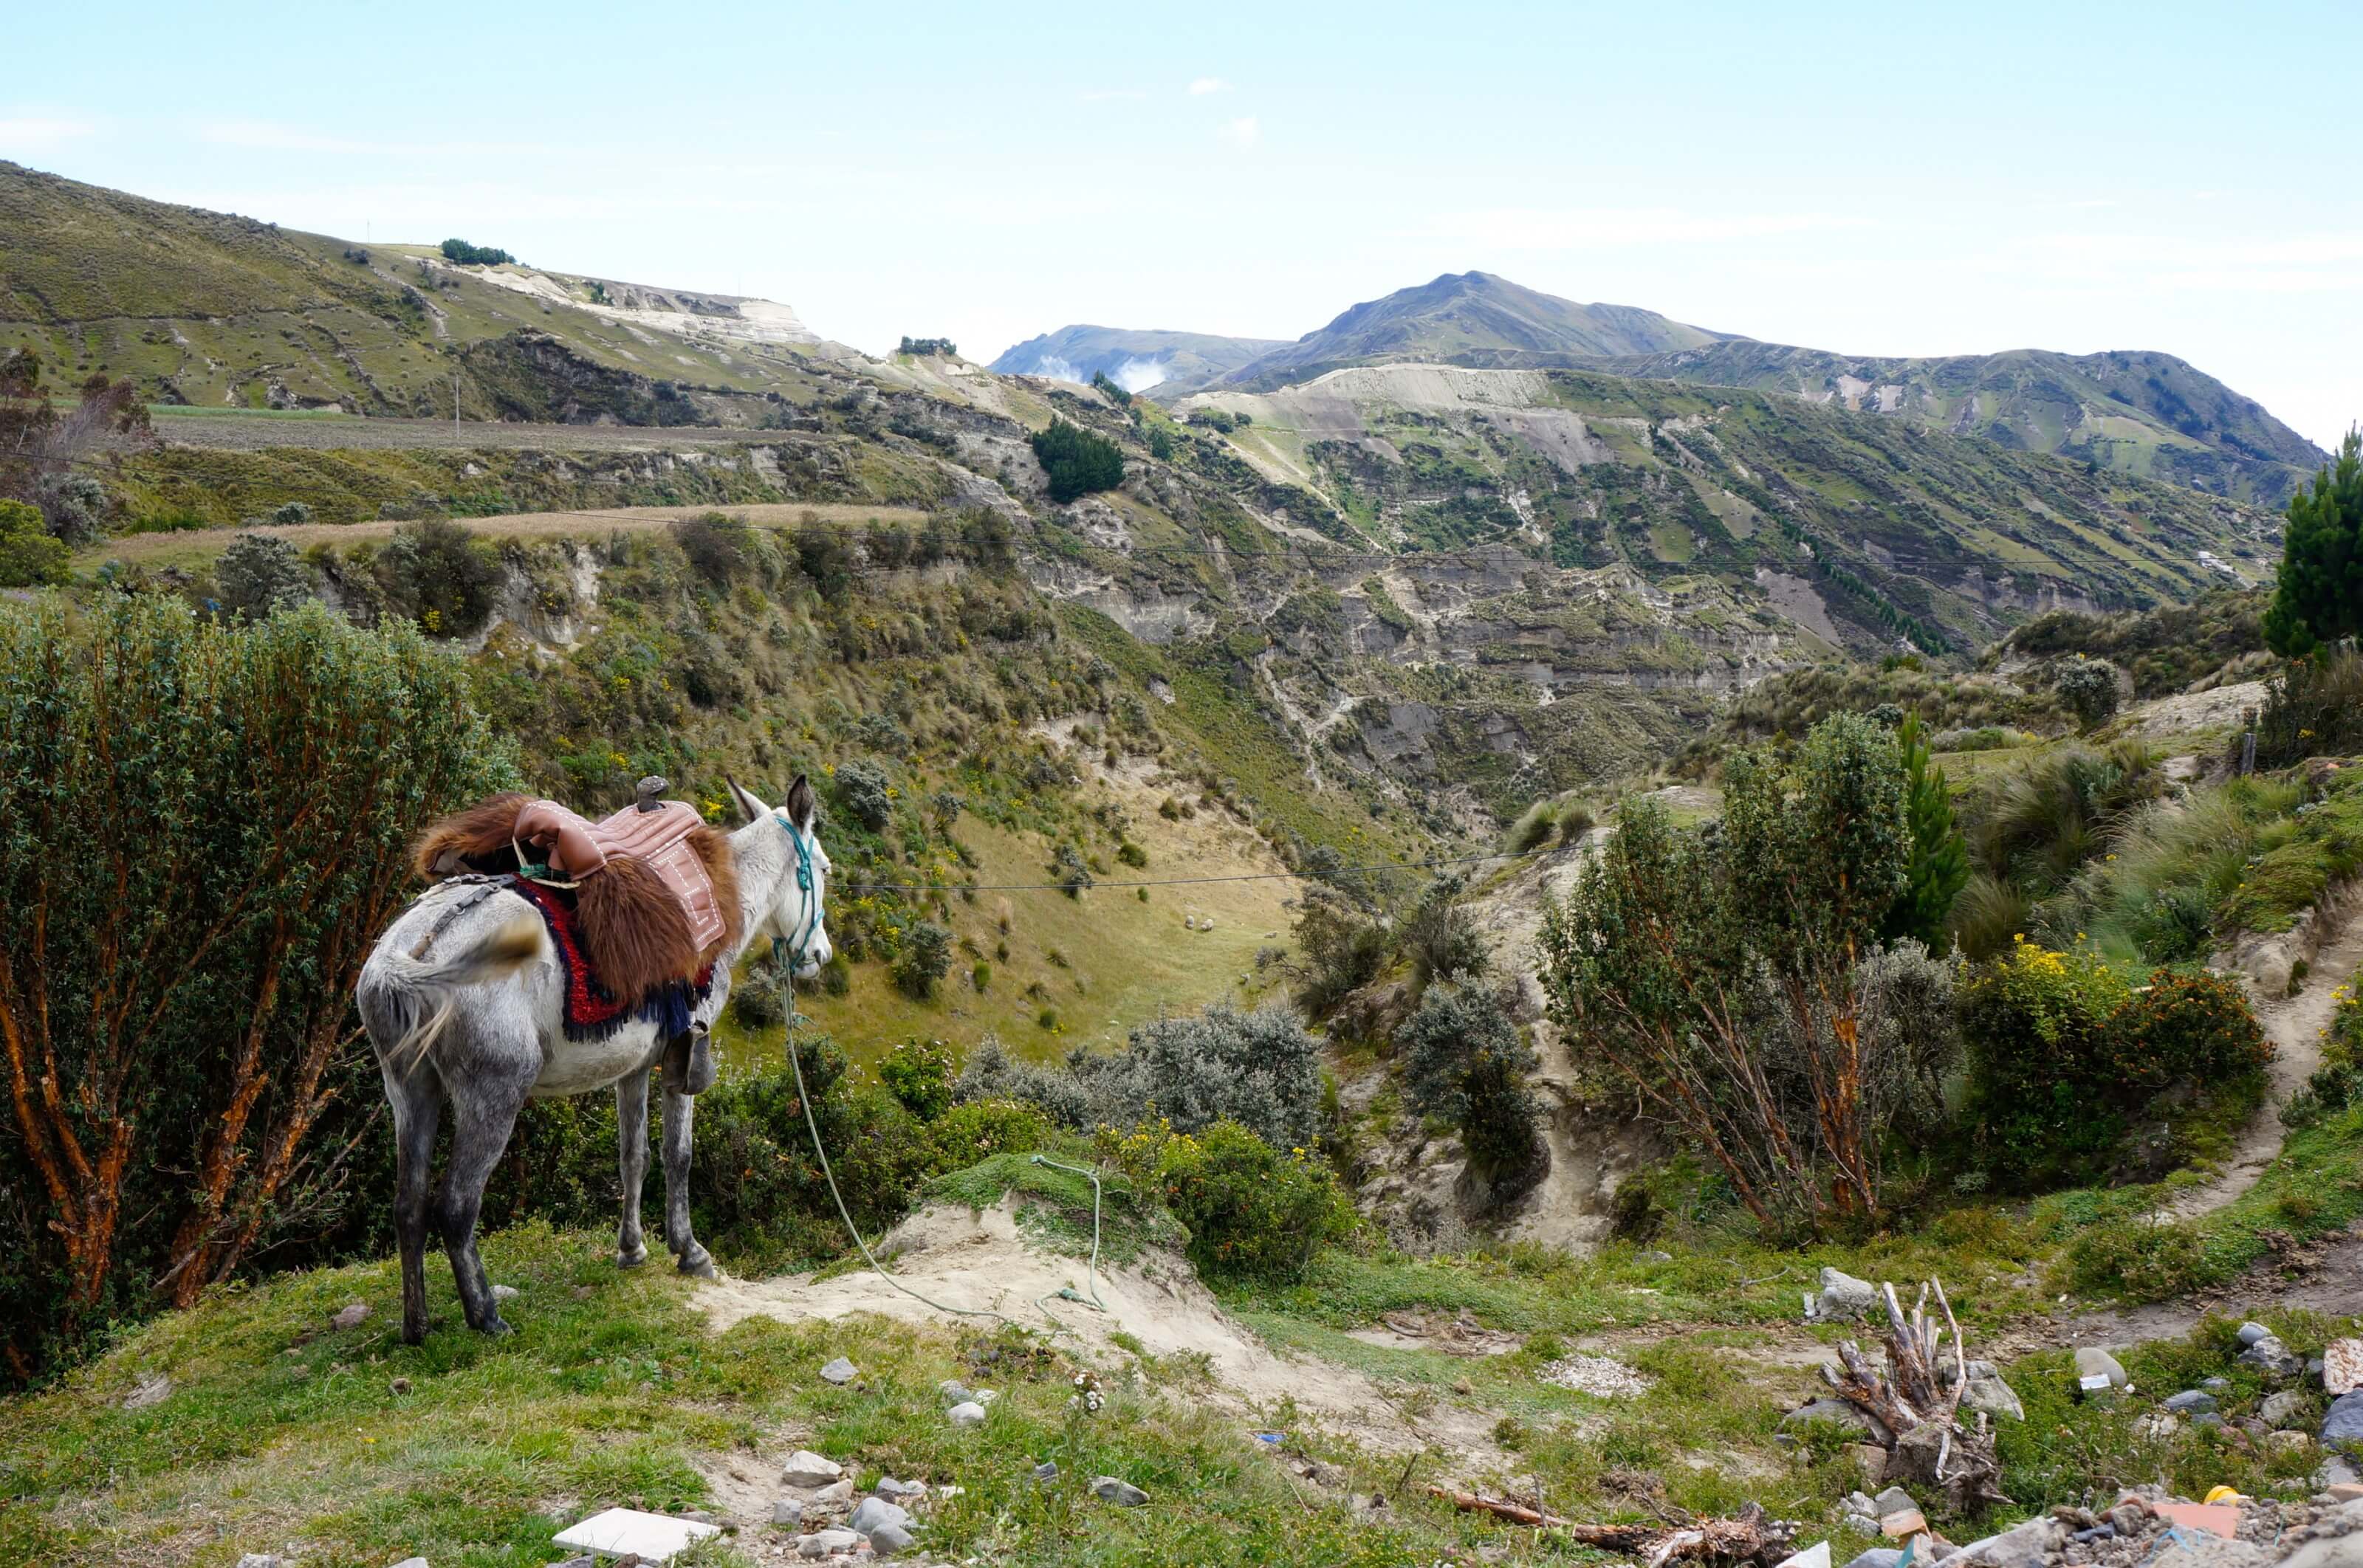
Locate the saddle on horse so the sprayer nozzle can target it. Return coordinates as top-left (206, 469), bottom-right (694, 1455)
top-left (413, 777), bottom-right (743, 1010)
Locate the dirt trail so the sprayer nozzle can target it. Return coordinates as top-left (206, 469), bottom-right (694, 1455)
top-left (693, 1198), bottom-right (1507, 1474)
top-left (82, 501), bottom-right (928, 566)
top-left (2167, 898), bottom-right (2363, 1220)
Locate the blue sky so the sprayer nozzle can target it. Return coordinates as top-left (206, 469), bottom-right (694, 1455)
top-left (7, 1), bottom-right (2358, 447)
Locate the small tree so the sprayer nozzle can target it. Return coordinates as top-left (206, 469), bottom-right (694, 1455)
top-left (1537, 713), bottom-right (1911, 1231)
top-left (1074, 1003), bottom-right (1325, 1152)
top-left (1404, 873), bottom-right (1487, 991)
top-left (891, 921), bottom-right (953, 1000)
top-left (2054, 657), bottom-right (2123, 729)
top-left (0, 598), bottom-right (510, 1377)
top-left (1882, 714), bottom-right (1969, 949)
top-left (1397, 979), bottom-right (1546, 1203)
top-left (216, 532), bottom-right (314, 619)
top-left (833, 760), bottom-right (894, 832)
top-left (1030, 418), bottom-right (1125, 504)
top-left (2264, 429), bottom-right (2362, 658)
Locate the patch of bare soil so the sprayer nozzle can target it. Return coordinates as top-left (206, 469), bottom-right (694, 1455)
top-left (691, 1199), bottom-right (1508, 1476)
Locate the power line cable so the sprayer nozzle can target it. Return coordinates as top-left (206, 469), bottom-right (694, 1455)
top-left (838, 845), bottom-right (1545, 895)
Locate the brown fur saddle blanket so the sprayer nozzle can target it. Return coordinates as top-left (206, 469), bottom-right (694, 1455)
top-left (414, 793), bottom-right (742, 1005)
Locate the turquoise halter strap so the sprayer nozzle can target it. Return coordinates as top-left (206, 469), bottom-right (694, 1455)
top-left (772, 810), bottom-right (823, 973)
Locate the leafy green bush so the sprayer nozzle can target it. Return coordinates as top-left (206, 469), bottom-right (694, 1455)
top-left (891, 921), bottom-right (953, 1000)
top-left (927, 1097), bottom-right (1058, 1167)
top-left (0, 498), bottom-right (68, 587)
top-left (727, 962), bottom-right (789, 1030)
top-left (1114, 1119), bottom-right (1351, 1283)
top-left (1030, 418), bottom-right (1124, 504)
top-left (216, 532), bottom-right (313, 619)
top-left (1405, 874), bottom-right (1486, 990)
top-left (2255, 648), bottom-right (2363, 764)
top-left (1397, 981), bottom-right (1545, 1203)
top-left (439, 238), bottom-right (516, 266)
top-left (374, 518), bottom-right (500, 636)
top-left (877, 1036), bottom-right (957, 1119)
top-left (1960, 941), bottom-right (2268, 1189)
top-left (833, 759), bottom-right (894, 831)
top-left (1290, 890), bottom-right (1390, 1014)
top-left (2054, 657), bottom-right (2124, 729)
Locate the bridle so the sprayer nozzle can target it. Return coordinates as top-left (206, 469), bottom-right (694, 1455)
top-left (769, 808), bottom-right (827, 976)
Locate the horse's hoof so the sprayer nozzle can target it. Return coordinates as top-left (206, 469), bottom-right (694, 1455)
top-left (478, 1314), bottom-right (514, 1336)
top-left (676, 1245), bottom-right (716, 1279)
top-left (617, 1245), bottom-right (648, 1269)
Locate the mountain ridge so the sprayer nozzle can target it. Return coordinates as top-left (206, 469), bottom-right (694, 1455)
top-left (989, 325), bottom-right (1284, 394)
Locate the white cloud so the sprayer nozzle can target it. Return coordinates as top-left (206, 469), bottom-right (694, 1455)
top-left (1405, 207), bottom-right (1860, 248)
top-left (0, 114), bottom-right (97, 151)
top-left (1188, 77), bottom-right (1227, 95)
top-left (1217, 115), bottom-right (1259, 149)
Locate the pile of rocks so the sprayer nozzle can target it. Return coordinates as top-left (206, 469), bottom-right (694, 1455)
top-left (1822, 1490), bottom-right (2363, 1568)
top-left (771, 1450), bottom-right (944, 1558)
top-left (2124, 1328), bottom-right (2363, 1489)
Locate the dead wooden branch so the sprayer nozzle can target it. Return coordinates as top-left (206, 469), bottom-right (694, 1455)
top-left (1425, 1490), bottom-right (1796, 1567)
top-left (1819, 1276), bottom-right (2011, 1516)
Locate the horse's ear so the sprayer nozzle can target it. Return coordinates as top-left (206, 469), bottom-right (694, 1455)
top-left (725, 777), bottom-right (770, 825)
top-left (785, 772), bottom-right (817, 831)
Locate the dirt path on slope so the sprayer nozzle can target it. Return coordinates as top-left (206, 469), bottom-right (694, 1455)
top-left (80, 501), bottom-right (929, 567)
top-left (2165, 899), bottom-right (2363, 1220)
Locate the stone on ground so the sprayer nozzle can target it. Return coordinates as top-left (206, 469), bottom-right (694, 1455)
top-left (771, 1499), bottom-right (803, 1526)
top-left (1880, 1510), bottom-right (1927, 1539)
top-left (1961, 1361), bottom-right (2025, 1422)
top-left (938, 1378), bottom-right (973, 1403)
top-left (1954, 1517), bottom-right (2064, 1568)
top-left (798, 1528), bottom-right (860, 1558)
top-left (869, 1521), bottom-right (916, 1556)
top-left (2324, 1390), bottom-right (2363, 1445)
top-left (1091, 1475), bottom-right (1150, 1506)
top-left (1871, 1488), bottom-right (1917, 1517)
top-left (848, 1497), bottom-right (911, 1535)
top-left (390, 1559), bottom-right (429, 1568)
top-left (1842, 1552), bottom-right (1903, 1568)
top-left (331, 1302), bottom-right (369, 1330)
top-left (2326, 1339), bottom-right (2363, 1398)
top-left (2076, 1347), bottom-right (2129, 1390)
top-left (122, 1372), bottom-right (172, 1410)
top-left (2237, 1322), bottom-right (2274, 1347)
top-left (947, 1400), bottom-right (988, 1427)
top-left (2262, 1391), bottom-right (2308, 1426)
top-left (1814, 1268), bottom-right (1879, 1321)
top-left (819, 1355), bottom-right (857, 1385)
top-left (779, 1449), bottom-right (844, 1488)
top-left (2167, 1389), bottom-right (2220, 1415)
top-left (1777, 1542), bottom-right (1833, 1568)
top-left (491, 1284), bottom-right (518, 1301)
top-left (1782, 1397), bottom-right (1893, 1445)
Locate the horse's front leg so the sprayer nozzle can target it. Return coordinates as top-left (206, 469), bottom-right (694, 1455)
top-left (660, 1082), bottom-right (714, 1277)
top-left (615, 1067), bottom-right (651, 1268)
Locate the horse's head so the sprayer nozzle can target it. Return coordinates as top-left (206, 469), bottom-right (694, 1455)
top-left (727, 774), bottom-right (833, 980)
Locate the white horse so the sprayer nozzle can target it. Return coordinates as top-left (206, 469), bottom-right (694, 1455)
top-left (356, 776), bottom-right (831, 1343)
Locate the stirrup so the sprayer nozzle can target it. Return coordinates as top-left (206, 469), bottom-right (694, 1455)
top-left (664, 1028), bottom-right (717, 1096)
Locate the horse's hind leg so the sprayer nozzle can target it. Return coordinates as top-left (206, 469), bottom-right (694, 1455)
top-left (659, 1084), bottom-right (714, 1278)
top-left (616, 1067), bottom-right (651, 1268)
top-left (381, 1062), bottom-right (443, 1345)
top-left (436, 1076), bottom-right (531, 1334)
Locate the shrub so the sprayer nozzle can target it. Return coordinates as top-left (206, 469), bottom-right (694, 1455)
top-left (1073, 1002), bottom-right (1326, 1152)
top-left (2255, 648), bottom-right (2363, 765)
top-left (2054, 657), bottom-right (2124, 729)
top-left (1292, 890), bottom-right (1390, 1014)
top-left (728, 962), bottom-right (789, 1030)
top-left (1397, 980), bottom-right (1545, 1203)
top-left (376, 518), bottom-right (499, 636)
top-left (0, 498), bottom-right (70, 586)
top-left (793, 518), bottom-right (854, 600)
top-left (970, 960), bottom-right (992, 992)
top-left (1960, 941), bottom-right (2269, 1189)
top-left (216, 532), bottom-right (314, 619)
top-left (1120, 1119), bottom-right (1350, 1283)
top-left (270, 500), bottom-right (313, 527)
top-left (1029, 418), bottom-right (1124, 504)
top-left (2060, 1217), bottom-right (2213, 1301)
top-left (834, 759), bottom-right (894, 832)
top-left (38, 473), bottom-right (109, 545)
top-left (954, 1034), bottom-right (1093, 1128)
top-left (891, 921), bottom-right (953, 1000)
top-left (1147, 423), bottom-right (1174, 461)
top-left (1116, 840), bottom-right (1148, 868)
top-left (928, 1097), bottom-right (1057, 1168)
top-left (1051, 843), bottom-right (1094, 897)
top-left (877, 1036), bottom-right (957, 1119)
top-left (1404, 874), bottom-right (1487, 991)
top-left (671, 512), bottom-right (750, 586)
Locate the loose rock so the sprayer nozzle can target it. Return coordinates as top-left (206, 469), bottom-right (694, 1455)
top-left (490, 1284), bottom-right (518, 1301)
top-left (780, 1450), bottom-right (845, 1488)
top-left (123, 1372), bottom-right (173, 1411)
top-left (848, 1498), bottom-right (910, 1536)
top-left (1091, 1476), bottom-right (1149, 1507)
top-left (1842, 1552), bottom-right (1903, 1568)
top-left (1814, 1268), bottom-right (1880, 1321)
top-left (2263, 1391), bottom-right (2309, 1426)
top-left (1954, 1518), bottom-right (2064, 1568)
top-left (2076, 1347), bottom-right (2129, 1391)
top-left (938, 1378), bottom-right (974, 1403)
top-left (2326, 1339), bottom-right (2363, 1398)
top-left (2238, 1322), bottom-right (2274, 1347)
top-left (869, 1521), bottom-right (916, 1556)
top-left (819, 1356), bottom-right (857, 1386)
top-left (1873, 1488), bottom-right (1918, 1518)
top-left (798, 1528), bottom-right (860, 1558)
top-left (332, 1302), bottom-right (369, 1330)
top-left (2167, 1389), bottom-right (2220, 1416)
top-left (2323, 1390), bottom-right (2363, 1445)
top-left (1961, 1361), bottom-right (2026, 1423)
top-left (947, 1400), bottom-right (988, 1428)
top-left (771, 1499), bottom-right (803, 1526)
top-left (1783, 1397), bottom-right (1895, 1446)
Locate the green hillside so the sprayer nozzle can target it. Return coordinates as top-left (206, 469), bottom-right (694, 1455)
top-left (1597, 340), bottom-right (2327, 506)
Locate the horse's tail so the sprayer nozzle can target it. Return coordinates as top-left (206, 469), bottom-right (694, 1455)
top-left (360, 914), bottom-right (545, 1075)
